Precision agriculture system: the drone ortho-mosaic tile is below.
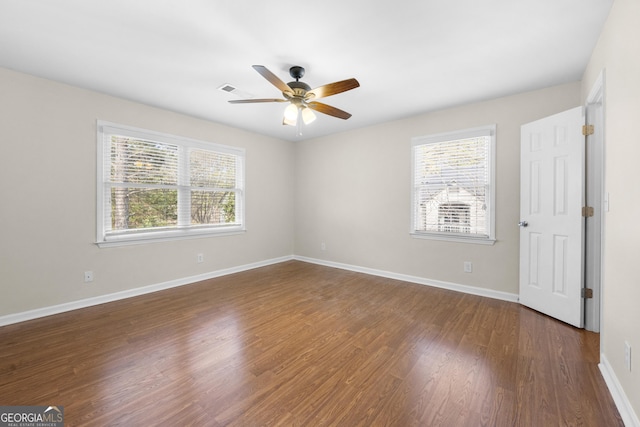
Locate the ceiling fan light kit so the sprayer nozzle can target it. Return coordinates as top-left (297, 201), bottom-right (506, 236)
top-left (283, 103), bottom-right (299, 126)
top-left (301, 107), bottom-right (316, 124)
top-left (229, 65), bottom-right (359, 131)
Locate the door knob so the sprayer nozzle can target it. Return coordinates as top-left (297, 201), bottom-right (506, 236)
top-left (518, 221), bottom-right (528, 227)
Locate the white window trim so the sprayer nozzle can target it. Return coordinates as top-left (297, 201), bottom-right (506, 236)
top-left (96, 120), bottom-right (246, 248)
top-left (410, 125), bottom-right (496, 245)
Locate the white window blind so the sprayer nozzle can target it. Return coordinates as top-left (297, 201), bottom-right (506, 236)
top-left (411, 125), bottom-right (495, 243)
top-left (97, 121), bottom-right (245, 246)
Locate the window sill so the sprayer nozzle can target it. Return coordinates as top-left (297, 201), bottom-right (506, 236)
top-left (410, 232), bottom-right (496, 245)
top-left (96, 227), bottom-right (246, 248)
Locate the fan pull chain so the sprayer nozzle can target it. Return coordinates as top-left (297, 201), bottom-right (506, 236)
top-left (296, 108), bottom-right (303, 137)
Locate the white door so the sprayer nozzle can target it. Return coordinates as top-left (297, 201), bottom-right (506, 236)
top-left (519, 107), bottom-right (585, 328)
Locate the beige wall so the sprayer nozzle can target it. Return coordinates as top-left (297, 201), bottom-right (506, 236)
top-left (582, 0), bottom-right (640, 418)
top-left (0, 69), bottom-right (579, 315)
top-left (0, 67), bottom-right (295, 316)
top-left (294, 83), bottom-right (580, 295)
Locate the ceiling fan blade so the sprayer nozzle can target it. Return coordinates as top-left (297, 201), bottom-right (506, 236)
top-left (306, 78), bottom-right (360, 100)
top-left (252, 65), bottom-right (293, 95)
top-left (307, 101), bottom-right (352, 120)
top-left (228, 98), bottom-right (286, 104)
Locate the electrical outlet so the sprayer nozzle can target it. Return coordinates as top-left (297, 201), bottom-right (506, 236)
top-left (321, 242), bottom-right (326, 251)
top-left (84, 271), bottom-right (94, 283)
top-left (625, 341), bottom-right (632, 371)
top-left (197, 253), bottom-right (204, 263)
top-left (463, 261), bottom-right (472, 273)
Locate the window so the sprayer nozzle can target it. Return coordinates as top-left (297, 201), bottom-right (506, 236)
top-left (97, 121), bottom-right (245, 246)
top-left (411, 125), bottom-right (495, 244)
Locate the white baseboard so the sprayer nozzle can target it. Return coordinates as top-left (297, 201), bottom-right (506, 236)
top-left (293, 255), bottom-right (519, 303)
top-left (0, 255), bottom-right (294, 327)
top-left (0, 255), bottom-right (518, 328)
top-left (599, 354), bottom-right (640, 427)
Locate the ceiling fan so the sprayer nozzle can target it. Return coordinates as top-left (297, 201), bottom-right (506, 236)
top-left (229, 65), bottom-right (359, 127)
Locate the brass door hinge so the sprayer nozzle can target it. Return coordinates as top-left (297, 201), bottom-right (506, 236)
top-left (582, 206), bottom-right (594, 217)
top-left (582, 124), bottom-right (594, 136)
top-left (582, 288), bottom-right (594, 299)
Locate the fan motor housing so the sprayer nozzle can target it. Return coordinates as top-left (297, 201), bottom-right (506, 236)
top-left (288, 81), bottom-right (311, 92)
top-left (287, 66), bottom-right (310, 97)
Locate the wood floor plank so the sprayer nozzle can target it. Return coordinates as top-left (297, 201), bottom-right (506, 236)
top-left (0, 261), bottom-right (623, 426)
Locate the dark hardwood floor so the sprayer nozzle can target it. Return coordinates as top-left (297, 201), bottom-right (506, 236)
top-left (0, 261), bottom-right (622, 426)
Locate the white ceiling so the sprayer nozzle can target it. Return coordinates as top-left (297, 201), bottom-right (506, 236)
top-left (0, 0), bottom-right (613, 142)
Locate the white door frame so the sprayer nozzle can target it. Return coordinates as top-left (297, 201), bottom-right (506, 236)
top-left (584, 71), bottom-right (606, 333)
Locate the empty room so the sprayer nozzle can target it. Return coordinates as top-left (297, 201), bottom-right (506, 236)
top-left (1, 0), bottom-right (638, 426)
